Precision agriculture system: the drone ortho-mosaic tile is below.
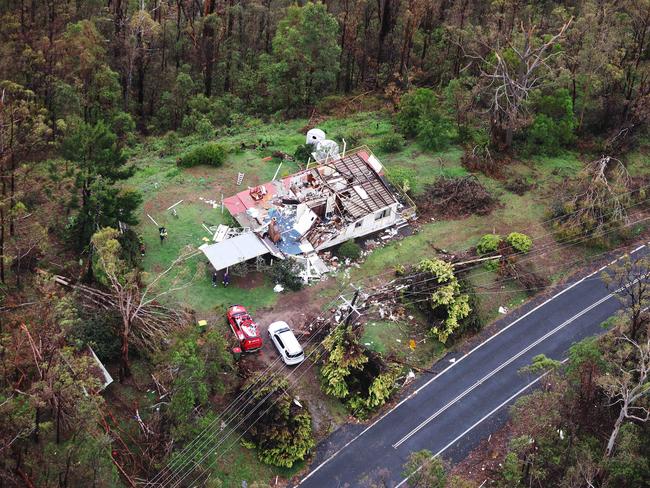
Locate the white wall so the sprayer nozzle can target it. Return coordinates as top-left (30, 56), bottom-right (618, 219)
top-left (316, 203), bottom-right (400, 250)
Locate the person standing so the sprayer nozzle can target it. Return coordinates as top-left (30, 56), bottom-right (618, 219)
top-left (159, 226), bottom-right (168, 244)
top-left (222, 268), bottom-right (230, 287)
top-left (212, 271), bottom-right (218, 287)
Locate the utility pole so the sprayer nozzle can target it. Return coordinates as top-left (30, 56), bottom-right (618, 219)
top-left (343, 287), bottom-right (361, 327)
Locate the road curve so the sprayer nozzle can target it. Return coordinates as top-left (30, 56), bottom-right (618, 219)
top-left (296, 244), bottom-right (647, 488)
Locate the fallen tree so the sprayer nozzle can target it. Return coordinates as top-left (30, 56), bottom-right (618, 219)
top-left (416, 175), bottom-right (496, 219)
top-left (550, 156), bottom-right (635, 245)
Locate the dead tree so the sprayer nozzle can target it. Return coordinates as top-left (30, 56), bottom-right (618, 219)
top-left (602, 254), bottom-right (650, 342)
top-left (89, 228), bottom-right (195, 381)
top-left (478, 18), bottom-right (573, 149)
top-left (599, 334), bottom-right (650, 458)
top-left (554, 156), bottom-right (632, 241)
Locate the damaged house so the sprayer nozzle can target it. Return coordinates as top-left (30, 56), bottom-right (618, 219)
top-left (199, 131), bottom-right (415, 281)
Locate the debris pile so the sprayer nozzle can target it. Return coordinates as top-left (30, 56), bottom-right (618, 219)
top-left (416, 176), bottom-right (496, 219)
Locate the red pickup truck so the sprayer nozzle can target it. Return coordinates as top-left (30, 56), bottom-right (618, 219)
top-left (226, 305), bottom-right (263, 352)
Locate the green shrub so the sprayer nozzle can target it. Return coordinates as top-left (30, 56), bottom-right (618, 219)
top-left (416, 112), bottom-right (455, 151)
top-left (178, 142), bottom-right (227, 168)
top-left (195, 116), bottom-right (215, 139)
top-left (271, 259), bottom-right (304, 291)
top-left (507, 232), bottom-right (533, 253)
top-left (294, 143), bottom-right (314, 164)
top-left (477, 234), bottom-right (502, 255)
top-left (163, 131), bottom-right (180, 156)
top-left (524, 89), bottom-right (576, 155)
top-left (337, 240), bottom-right (361, 260)
top-left (378, 133), bottom-right (405, 153)
top-left (415, 258), bottom-right (471, 343)
top-left (386, 166), bottom-right (416, 193)
top-left (397, 88), bottom-right (435, 137)
top-left (320, 325), bottom-right (400, 419)
top-left (396, 88), bottom-right (454, 151)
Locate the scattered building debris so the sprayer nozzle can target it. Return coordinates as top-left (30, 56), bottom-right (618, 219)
top-left (198, 132), bottom-right (416, 282)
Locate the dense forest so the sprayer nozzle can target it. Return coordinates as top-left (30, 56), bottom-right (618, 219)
top-left (1, 0), bottom-right (649, 487)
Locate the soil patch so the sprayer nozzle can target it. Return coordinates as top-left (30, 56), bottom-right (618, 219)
top-left (450, 420), bottom-right (513, 486)
top-left (231, 272), bottom-right (266, 290)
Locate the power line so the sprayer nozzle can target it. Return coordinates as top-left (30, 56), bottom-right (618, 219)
top-left (148, 295), bottom-right (357, 487)
top-left (149, 182), bottom-right (650, 486)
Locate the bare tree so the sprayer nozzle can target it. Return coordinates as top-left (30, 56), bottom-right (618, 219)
top-left (477, 18), bottom-right (573, 149)
top-left (603, 253), bottom-right (650, 342)
top-left (88, 227), bottom-right (196, 381)
top-left (599, 334), bottom-right (650, 458)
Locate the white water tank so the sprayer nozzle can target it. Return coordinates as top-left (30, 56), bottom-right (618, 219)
top-left (306, 128), bottom-right (326, 145)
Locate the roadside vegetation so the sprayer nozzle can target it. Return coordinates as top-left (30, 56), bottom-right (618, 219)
top-left (1, 0), bottom-right (650, 487)
top-left (449, 255), bottom-right (650, 487)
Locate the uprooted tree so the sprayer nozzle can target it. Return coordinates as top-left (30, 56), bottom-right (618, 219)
top-left (404, 258), bottom-right (472, 343)
top-left (598, 333), bottom-right (650, 459)
top-left (242, 376), bottom-right (315, 468)
top-left (87, 227), bottom-right (196, 380)
top-left (320, 324), bottom-right (401, 419)
top-left (550, 156), bottom-right (636, 245)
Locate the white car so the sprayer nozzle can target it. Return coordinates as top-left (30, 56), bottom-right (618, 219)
top-left (268, 321), bottom-right (305, 365)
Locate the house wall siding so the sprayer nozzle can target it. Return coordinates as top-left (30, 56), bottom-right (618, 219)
top-left (315, 202), bottom-right (400, 250)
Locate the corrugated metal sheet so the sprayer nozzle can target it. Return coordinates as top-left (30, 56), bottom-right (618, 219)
top-left (199, 232), bottom-right (271, 271)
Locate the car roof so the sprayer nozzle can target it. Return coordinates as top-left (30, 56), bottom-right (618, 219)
top-left (270, 322), bottom-right (302, 355)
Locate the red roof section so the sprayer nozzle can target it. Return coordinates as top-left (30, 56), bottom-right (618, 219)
top-left (223, 181), bottom-right (278, 216)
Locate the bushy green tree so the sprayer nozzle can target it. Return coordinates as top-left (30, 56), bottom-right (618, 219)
top-left (416, 258), bottom-right (471, 343)
top-left (320, 325), bottom-right (400, 418)
top-left (396, 88), bottom-right (454, 151)
top-left (525, 89), bottom-right (577, 155)
top-left (244, 377), bottom-right (315, 468)
top-left (265, 2), bottom-right (340, 112)
top-left (62, 121), bottom-right (139, 249)
top-left (477, 233), bottom-right (502, 254)
top-left (506, 232), bottom-right (533, 253)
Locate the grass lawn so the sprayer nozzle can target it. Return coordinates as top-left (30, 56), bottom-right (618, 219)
top-left (204, 442), bottom-right (303, 487)
top-left (117, 110), bottom-right (608, 487)
top-left (361, 319), bottom-right (444, 368)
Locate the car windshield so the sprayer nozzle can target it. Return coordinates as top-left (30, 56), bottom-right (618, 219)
top-left (287, 351), bottom-right (304, 359)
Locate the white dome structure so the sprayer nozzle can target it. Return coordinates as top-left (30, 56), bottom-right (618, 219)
top-left (306, 128), bottom-right (326, 145)
top-left (312, 139), bottom-right (340, 161)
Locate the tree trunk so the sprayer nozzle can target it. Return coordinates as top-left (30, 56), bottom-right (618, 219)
top-left (202, 0), bottom-right (217, 97)
top-left (605, 407), bottom-right (626, 458)
top-left (119, 327), bottom-right (131, 381)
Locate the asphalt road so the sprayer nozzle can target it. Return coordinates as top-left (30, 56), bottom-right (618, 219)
top-left (296, 244), bottom-right (648, 488)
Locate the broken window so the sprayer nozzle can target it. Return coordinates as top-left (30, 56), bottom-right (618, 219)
top-left (375, 208), bottom-right (390, 221)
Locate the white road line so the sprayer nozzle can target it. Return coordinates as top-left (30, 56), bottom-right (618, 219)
top-left (394, 358), bottom-right (569, 488)
top-left (294, 244), bottom-right (646, 486)
top-left (391, 289), bottom-right (615, 448)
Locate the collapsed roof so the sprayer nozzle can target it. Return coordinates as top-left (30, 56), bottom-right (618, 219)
top-left (200, 147), bottom-right (407, 273)
top-left (223, 149), bottom-right (398, 249)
